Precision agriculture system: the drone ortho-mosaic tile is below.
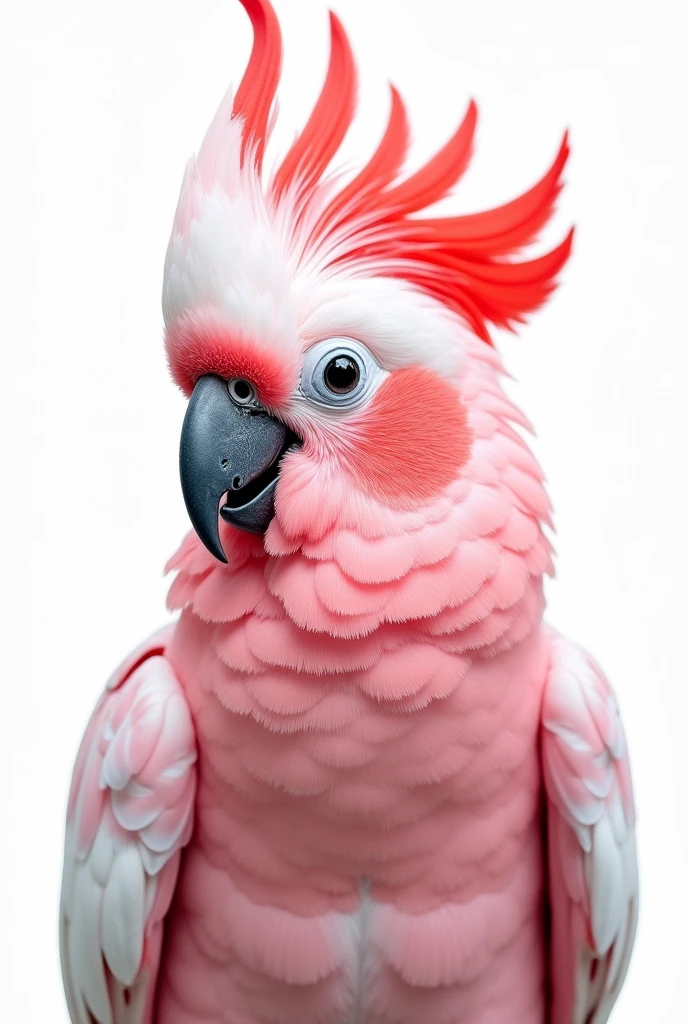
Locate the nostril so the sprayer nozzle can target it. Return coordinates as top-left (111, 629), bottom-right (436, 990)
top-left (232, 475), bottom-right (243, 490)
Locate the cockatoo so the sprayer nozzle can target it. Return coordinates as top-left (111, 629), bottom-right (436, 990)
top-left (59, 1), bottom-right (638, 1022)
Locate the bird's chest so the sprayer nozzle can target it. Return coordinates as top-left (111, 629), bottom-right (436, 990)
top-left (164, 618), bottom-right (548, 1022)
top-left (179, 618), bottom-right (546, 898)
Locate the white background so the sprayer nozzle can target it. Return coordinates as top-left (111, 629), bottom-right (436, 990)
top-left (2, 0), bottom-right (686, 1018)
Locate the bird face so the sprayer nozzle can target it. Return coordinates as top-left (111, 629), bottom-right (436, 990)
top-left (163, 0), bottom-right (569, 563)
top-left (173, 269), bottom-right (474, 562)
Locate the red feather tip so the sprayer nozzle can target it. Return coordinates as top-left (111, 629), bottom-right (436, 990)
top-left (233, 0), bottom-right (283, 170)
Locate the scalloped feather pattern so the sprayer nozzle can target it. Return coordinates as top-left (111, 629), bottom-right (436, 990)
top-left (155, 342), bottom-right (563, 1022)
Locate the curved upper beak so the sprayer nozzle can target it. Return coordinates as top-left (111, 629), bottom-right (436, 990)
top-left (179, 375), bottom-right (290, 562)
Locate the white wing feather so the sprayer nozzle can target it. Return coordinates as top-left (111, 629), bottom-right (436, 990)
top-left (542, 632), bottom-right (638, 1024)
top-left (60, 637), bottom-right (196, 1024)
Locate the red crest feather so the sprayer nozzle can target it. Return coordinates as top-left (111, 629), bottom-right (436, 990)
top-left (271, 12), bottom-right (357, 205)
top-left (233, 0), bottom-right (282, 169)
top-left (234, 0), bottom-right (572, 343)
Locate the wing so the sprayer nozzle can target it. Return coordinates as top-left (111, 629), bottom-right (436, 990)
top-left (60, 627), bottom-right (197, 1024)
top-left (541, 632), bottom-right (638, 1024)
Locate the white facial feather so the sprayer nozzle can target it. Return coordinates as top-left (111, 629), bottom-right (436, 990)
top-left (163, 183), bottom-right (298, 352)
top-left (294, 274), bottom-right (466, 377)
top-left (162, 106), bottom-right (298, 353)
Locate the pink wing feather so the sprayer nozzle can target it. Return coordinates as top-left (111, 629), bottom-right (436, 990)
top-left (60, 628), bottom-right (197, 1024)
top-left (542, 632), bottom-right (638, 1023)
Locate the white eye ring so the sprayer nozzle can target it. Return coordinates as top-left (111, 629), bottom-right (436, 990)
top-left (227, 378), bottom-right (258, 407)
top-left (299, 338), bottom-right (382, 409)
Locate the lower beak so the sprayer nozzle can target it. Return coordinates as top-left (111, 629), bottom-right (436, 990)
top-left (179, 375), bottom-right (293, 562)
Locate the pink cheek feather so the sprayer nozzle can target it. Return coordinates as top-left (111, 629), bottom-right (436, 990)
top-left (165, 308), bottom-right (298, 406)
top-left (345, 367), bottom-right (473, 503)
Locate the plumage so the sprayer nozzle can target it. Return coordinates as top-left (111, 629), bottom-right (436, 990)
top-left (61, 631), bottom-right (197, 1024)
top-left (60, 1), bottom-right (638, 1022)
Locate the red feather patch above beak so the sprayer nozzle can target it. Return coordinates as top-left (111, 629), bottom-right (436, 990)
top-left (165, 307), bottom-right (298, 406)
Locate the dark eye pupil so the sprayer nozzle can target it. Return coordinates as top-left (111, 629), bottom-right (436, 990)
top-left (324, 355), bottom-right (360, 394)
top-left (233, 379), bottom-right (251, 400)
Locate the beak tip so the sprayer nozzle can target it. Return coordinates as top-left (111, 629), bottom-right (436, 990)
top-left (197, 523), bottom-right (229, 564)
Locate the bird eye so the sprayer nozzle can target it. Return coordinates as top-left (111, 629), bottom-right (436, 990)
top-left (227, 378), bottom-right (257, 406)
top-left (299, 339), bottom-right (381, 409)
top-left (324, 355), bottom-right (360, 395)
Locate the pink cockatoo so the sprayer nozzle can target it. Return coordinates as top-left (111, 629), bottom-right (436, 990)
top-left (59, 2), bottom-right (639, 1022)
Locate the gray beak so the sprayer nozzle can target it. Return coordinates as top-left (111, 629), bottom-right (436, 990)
top-left (179, 375), bottom-right (293, 562)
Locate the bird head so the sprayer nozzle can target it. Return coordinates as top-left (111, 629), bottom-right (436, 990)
top-left (163, 0), bottom-right (571, 567)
